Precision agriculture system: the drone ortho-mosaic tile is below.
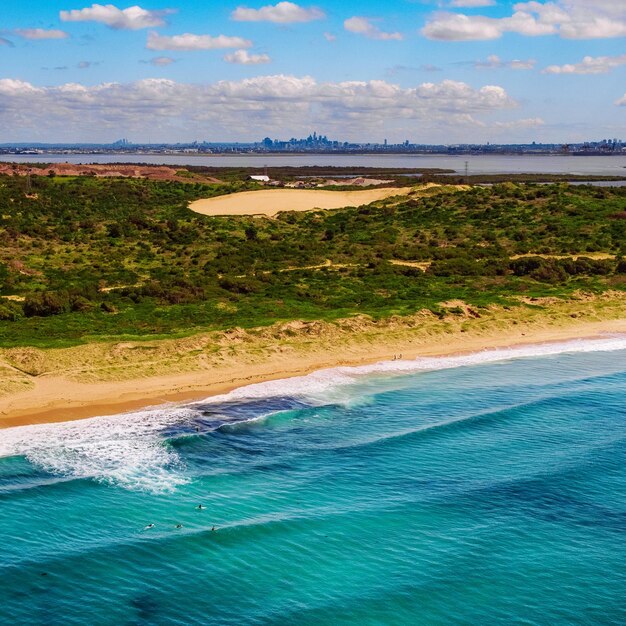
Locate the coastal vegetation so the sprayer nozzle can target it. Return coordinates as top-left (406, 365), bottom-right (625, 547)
top-left (1, 172), bottom-right (626, 348)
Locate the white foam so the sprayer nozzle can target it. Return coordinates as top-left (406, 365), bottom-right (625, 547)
top-left (0, 406), bottom-right (198, 493)
top-left (197, 335), bottom-right (626, 405)
top-left (2, 335), bottom-right (626, 491)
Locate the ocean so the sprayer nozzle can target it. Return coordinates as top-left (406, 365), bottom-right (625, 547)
top-left (1, 338), bottom-right (625, 625)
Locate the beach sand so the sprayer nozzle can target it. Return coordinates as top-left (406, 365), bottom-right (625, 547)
top-left (1, 293), bottom-right (625, 429)
top-left (189, 187), bottom-right (414, 217)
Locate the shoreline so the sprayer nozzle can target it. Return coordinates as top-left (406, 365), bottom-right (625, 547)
top-left (2, 308), bottom-right (626, 430)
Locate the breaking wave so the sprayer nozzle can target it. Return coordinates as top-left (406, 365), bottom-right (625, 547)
top-left (1, 335), bottom-right (626, 492)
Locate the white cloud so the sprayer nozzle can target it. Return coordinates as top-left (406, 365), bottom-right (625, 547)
top-left (616, 93), bottom-right (626, 106)
top-left (543, 54), bottom-right (626, 74)
top-left (147, 32), bottom-right (252, 50)
top-left (0, 76), bottom-right (517, 142)
top-left (422, 0), bottom-right (626, 40)
top-left (509, 59), bottom-right (536, 70)
top-left (60, 3), bottom-right (174, 30)
top-left (475, 54), bottom-right (536, 69)
top-left (525, 0), bottom-right (626, 39)
top-left (232, 2), bottom-right (324, 23)
top-left (145, 56), bottom-right (176, 66)
top-left (14, 28), bottom-right (69, 40)
top-left (324, 32), bottom-right (336, 42)
top-left (386, 64), bottom-right (443, 76)
top-left (0, 79), bottom-right (43, 96)
top-left (422, 14), bottom-right (503, 40)
top-left (449, 0), bottom-right (496, 7)
top-left (344, 16), bottom-right (403, 40)
top-left (494, 117), bottom-right (545, 129)
top-left (224, 49), bottom-right (271, 64)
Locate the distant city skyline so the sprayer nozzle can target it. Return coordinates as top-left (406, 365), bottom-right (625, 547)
top-left (1, 1), bottom-right (625, 143)
top-left (2, 135), bottom-right (623, 157)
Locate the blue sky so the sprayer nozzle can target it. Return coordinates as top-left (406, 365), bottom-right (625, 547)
top-left (0, 1), bottom-right (625, 143)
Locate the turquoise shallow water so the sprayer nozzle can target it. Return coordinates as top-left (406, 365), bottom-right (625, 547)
top-left (1, 339), bottom-right (625, 625)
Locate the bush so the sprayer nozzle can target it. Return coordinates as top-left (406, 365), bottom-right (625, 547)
top-left (0, 262), bottom-right (8, 287)
top-left (510, 257), bottom-right (544, 276)
top-left (529, 262), bottom-right (567, 283)
top-left (23, 291), bottom-right (70, 317)
top-left (429, 257), bottom-right (484, 277)
top-left (0, 302), bottom-right (22, 321)
top-left (219, 277), bottom-right (262, 294)
top-left (70, 296), bottom-right (95, 312)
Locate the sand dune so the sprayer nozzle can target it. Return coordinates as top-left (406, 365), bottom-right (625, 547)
top-left (189, 187), bottom-right (414, 217)
top-left (2, 293), bottom-right (626, 428)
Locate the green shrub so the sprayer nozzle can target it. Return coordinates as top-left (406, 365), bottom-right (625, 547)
top-left (0, 302), bottom-right (22, 321)
top-left (70, 296), bottom-right (96, 312)
top-left (23, 291), bottom-right (70, 317)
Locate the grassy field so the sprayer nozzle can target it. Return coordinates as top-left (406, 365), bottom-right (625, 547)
top-left (1, 172), bottom-right (626, 348)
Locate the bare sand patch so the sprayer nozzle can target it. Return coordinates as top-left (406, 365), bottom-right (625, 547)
top-left (189, 187), bottom-right (414, 217)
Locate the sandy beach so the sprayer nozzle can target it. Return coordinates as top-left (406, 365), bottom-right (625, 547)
top-left (189, 187), bottom-right (414, 216)
top-left (1, 293), bottom-right (625, 429)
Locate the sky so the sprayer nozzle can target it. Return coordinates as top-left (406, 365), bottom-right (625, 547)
top-left (0, 0), bottom-right (625, 143)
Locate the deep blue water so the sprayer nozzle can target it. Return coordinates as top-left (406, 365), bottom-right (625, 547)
top-left (1, 339), bottom-right (625, 625)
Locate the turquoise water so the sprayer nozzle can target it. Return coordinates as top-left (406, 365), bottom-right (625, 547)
top-left (1, 339), bottom-right (625, 625)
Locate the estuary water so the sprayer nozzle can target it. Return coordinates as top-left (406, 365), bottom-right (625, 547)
top-left (1, 153), bottom-right (626, 176)
top-left (1, 338), bottom-right (625, 625)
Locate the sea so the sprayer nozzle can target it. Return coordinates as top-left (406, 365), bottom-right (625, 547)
top-left (1, 153), bottom-right (626, 177)
top-left (1, 338), bottom-right (625, 625)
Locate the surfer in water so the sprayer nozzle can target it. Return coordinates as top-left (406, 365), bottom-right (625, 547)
top-left (144, 524), bottom-right (155, 530)
top-left (196, 504), bottom-right (206, 510)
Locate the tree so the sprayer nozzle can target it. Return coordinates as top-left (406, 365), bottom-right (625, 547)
top-left (245, 224), bottom-right (258, 241)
